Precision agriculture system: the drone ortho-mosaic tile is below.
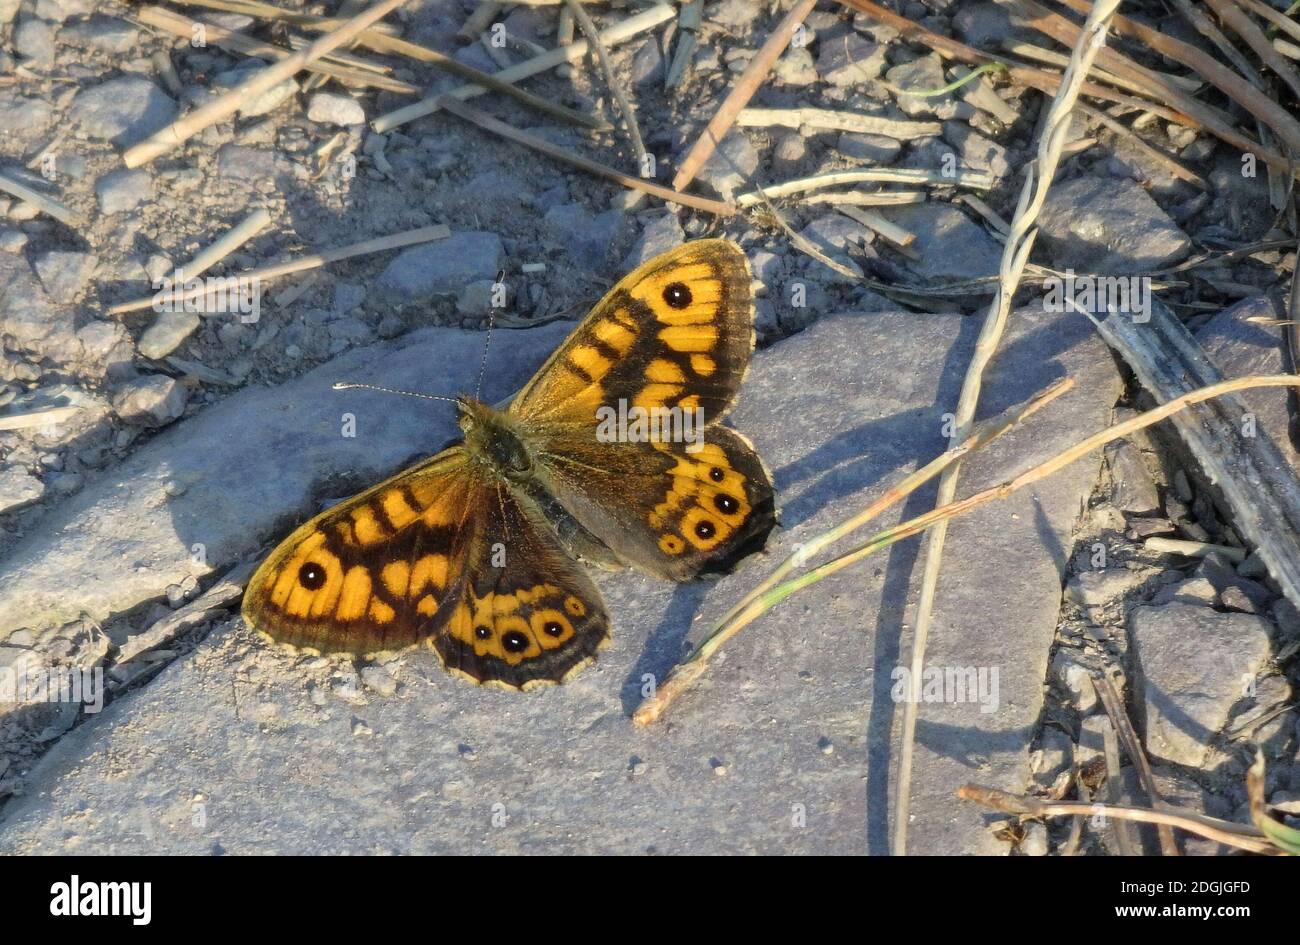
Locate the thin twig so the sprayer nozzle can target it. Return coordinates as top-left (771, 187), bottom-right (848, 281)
top-left (1204, 0), bottom-right (1300, 103)
top-left (562, 0), bottom-right (647, 172)
top-left (125, 0), bottom-right (412, 166)
top-left (108, 225), bottom-right (450, 315)
top-left (1054, 0), bottom-right (1300, 159)
top-left (135, 6), bottom-right (416, 94)
top-left (1074, 102), bottom-right (1207, 190)
top-left (737, 107), bottom-right (940, 138)
top-left (1095, 667), bottom-right (1180, 856)
top-left (372, 3), bottom-right (673, 132)
top-left (179, 208), bottom-right (272, 282)
top-left (956, 785), bottom-right (1280, 854)
top-left (735, 167), bottom-right (993, 207)
top-left (433, 94), bottom-right (734, 216)
top-left (0, 171), bottom-right (79, 226)
top-left (840, 0), bottom-right (1293, 174)
top-left (172, 0), bottom-right (610, 131)
top-left (672, 0), bottom-right (817, 192)
top-left (0, 406), bottom-right (82, 431)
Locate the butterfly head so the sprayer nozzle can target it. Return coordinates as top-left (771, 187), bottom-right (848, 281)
top-left (457, 396), bottom-right (533, 478)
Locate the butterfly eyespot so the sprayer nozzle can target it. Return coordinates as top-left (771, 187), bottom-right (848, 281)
top-left (714, 494), bottom-right (739, 514)
top-left (709, 467), bottom-right (726, 482)
top-left (298, 562), bottom-right (327, 590)
top-left (502, 630), bottom-right (530, 653)
top-left (564, 596), bottom-right (586, 617)
top-left (543, 621), bottom-right (564, 637)
top-left (695, 520), bottom-right (716, 540)
top-left (659, 533), bottom-right (685, 555)
top-left (663, 282), bottom-right (692, 309)
top-left (474, 626), bottom-right (492, 640)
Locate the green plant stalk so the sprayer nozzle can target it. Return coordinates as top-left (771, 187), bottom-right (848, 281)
top-left (881, 60), bottom-right (1006, 97)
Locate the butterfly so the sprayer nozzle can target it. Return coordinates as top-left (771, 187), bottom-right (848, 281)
top-left (241, 239), bottom-right (776, 690)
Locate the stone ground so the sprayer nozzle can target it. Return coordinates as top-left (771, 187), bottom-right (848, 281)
top-left (1, 0), bottom-right (1297, 854)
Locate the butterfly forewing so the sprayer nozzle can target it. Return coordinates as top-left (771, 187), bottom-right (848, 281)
top-left (241, 448), bottom-right (474, 655)
top-left (510, 239), bottom-right (755, 426)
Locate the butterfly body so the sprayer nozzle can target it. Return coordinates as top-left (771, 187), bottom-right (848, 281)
top-left (243, 239), bottom-right (776, 690)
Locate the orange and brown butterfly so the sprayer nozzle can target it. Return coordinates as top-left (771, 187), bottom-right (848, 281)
top-left (241, 239), bottom-right (776, 690)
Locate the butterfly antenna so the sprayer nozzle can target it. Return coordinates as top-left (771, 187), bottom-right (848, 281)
top-left (332, 382), bottom-right (458, 404)
top-left (474, 270), bottom-right (503, 401)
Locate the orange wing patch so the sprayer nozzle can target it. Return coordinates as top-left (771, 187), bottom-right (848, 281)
top-left (649, 441), bottom-right (753, 554)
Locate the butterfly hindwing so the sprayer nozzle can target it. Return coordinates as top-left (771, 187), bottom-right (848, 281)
top-left (529, 423), bottom-right (775, 581)
top-left (427, 481), bottom-right (609, 690)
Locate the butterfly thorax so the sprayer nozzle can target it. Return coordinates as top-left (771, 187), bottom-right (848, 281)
top-left (457, 396), bottom-right (534, 481)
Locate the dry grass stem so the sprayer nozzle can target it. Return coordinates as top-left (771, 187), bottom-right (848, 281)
top-left (0, 171), bottom-right (79, 226)
top-left (109, 225), bottom-right (449, 315)
top-left (433, 95), bottom-right (734, 216)
top-left (737, 107), bottom-right (940, 138)
top-left (736, 167), bottom-right (993, 207)
top-left (956, 785), bottom-right (1281, 854)
top-left (894, 0), bottom-right (1125, 857)
top-left (372, 3), bottom-right (673, 132)
top-left (562, 0), bottom-right (647, 171)
top-left (125, 0), bottom-right (412, 166)
top-left (671, 0), bottom-right (817, 192)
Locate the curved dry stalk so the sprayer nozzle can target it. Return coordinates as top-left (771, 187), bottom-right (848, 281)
top-left (633, 374), bottom-right (1300, 728)
top-left (893, 0), bottom-right (1124, 857)
top-left (956, 785), bottom-right (1281, 855)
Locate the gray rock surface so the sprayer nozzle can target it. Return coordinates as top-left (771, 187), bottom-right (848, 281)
top-left (622, 212), bottom-right (685, 271)
top-left (307, 91), bottom-right (365, 127)
top-left (138, 310), bottom-right (200, 359)
top-left (111, 374), bottom-right (187, 427)
top-left (32, 249), bottom-right (97, 300)
top-left (1129, 602), bottom-right (1273, 767)
top-left (1197, 296), bottom-right (1299, 468)
top-left (14, 17), bottom-right (56, 65)
top-left (375, 231), bottom-right (503, 303)
top-left (837, 131), bottom-right (901, 164)
top-left (0, 466), bottom-right (45, 513)
top-left (212, 63), bottom-right (297, 118)
top-left (0, 305), bottom-right (1119, 854)
top-left (816, 33), bottom-right (885, 86)
top-left (942, 121), bottom-right (1011, 179)
top-left (67, 77), bottom-right (176, 146)
top-left (1038, 176), bottom-right (1191, 274)
top-left (58, 14), bottom-right (137, 54)
top-left (880, 202), bottom-right (1002, 281)
top-left (1107, 440), bottom-right (1159, 514)
top-left (95, 168), bottom-right (153, 215)
top-left (693, 130), bottom-right (758, 201)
